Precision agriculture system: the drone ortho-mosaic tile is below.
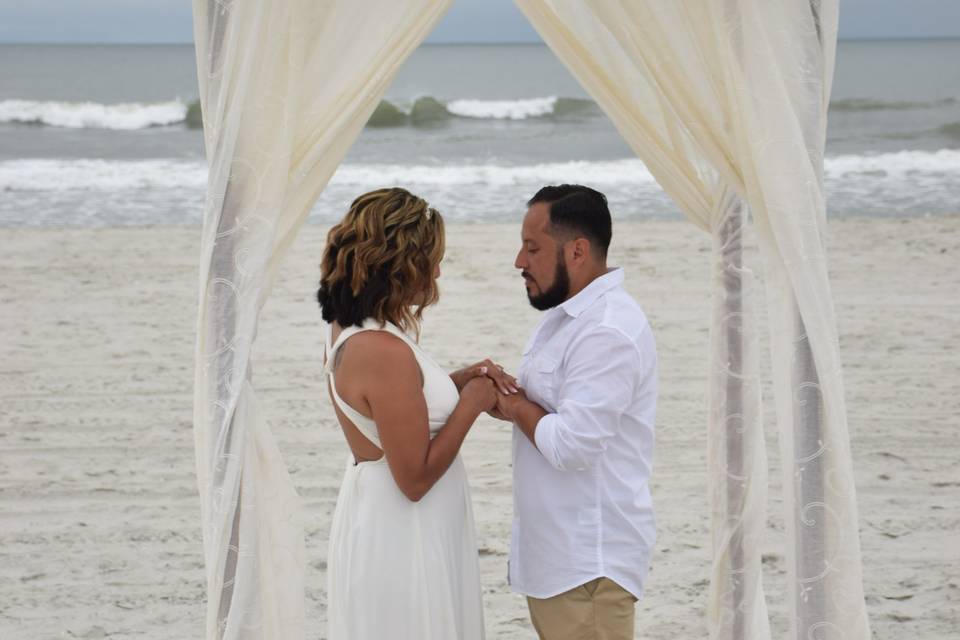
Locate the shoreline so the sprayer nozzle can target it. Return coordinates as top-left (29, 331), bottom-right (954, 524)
top-left (1, 209), bottom-right (958, 233)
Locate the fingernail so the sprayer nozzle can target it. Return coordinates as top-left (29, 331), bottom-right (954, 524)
top-left (479, 367), bottom-right (487, 374)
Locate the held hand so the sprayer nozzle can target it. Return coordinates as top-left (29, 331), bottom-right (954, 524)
top-left (461, 376), bottom-right (498, 414)
top-left (485, 402), bottom-right (511, 421)
top-left (455, 359), bottom-right (520, 395)
top-left (495, 388), bottom-right (529, 421)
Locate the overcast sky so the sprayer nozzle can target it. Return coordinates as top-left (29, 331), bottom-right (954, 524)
top-left (0, 0), bottom-right (958, 44)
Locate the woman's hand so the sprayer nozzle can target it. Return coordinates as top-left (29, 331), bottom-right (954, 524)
top-left (451, 359), bottom-right (520, 395)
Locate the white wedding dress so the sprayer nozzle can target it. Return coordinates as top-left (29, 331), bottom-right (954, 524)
top-left (323, 319), bottom-right (485, 640)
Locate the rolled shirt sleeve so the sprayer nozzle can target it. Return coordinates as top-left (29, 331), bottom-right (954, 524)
top-left (533, 327), bottom-right (642, 471)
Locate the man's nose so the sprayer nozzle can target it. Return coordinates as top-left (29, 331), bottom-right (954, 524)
top-left (514, 250), bottom-right (525, 270)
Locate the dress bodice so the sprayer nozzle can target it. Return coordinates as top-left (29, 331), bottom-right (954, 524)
top-left (324, 318), bottom-right (459, 447)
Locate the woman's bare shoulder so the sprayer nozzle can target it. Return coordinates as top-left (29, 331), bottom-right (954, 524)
top-left (338, 329), bottom-right (416, 369)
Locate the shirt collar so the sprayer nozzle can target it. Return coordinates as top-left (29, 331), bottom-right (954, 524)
top-left (558, 267), bottom-right (624, 318)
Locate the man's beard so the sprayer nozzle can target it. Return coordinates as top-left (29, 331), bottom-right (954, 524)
top-left (526, 251), bottom-right (570, 311)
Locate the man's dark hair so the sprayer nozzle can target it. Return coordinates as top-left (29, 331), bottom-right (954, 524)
top-left (527, 184), bottom-right (612, 259)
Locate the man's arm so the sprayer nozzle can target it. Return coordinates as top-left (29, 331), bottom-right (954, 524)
top-left (500, 327), bottom-right (642, 471)
top-left (497, 389), bottom-right (547, 444)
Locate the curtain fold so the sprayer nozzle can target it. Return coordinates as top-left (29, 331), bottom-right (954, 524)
top-left (708, 187), bottom-right (769, 640)
top-left (191, 2), bottom-right (453, 638)
top-left (515, 1), bottom-right (870, 638)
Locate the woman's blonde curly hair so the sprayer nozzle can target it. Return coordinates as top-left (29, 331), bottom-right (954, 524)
top-left (317, 187), bottom-right (445, 334)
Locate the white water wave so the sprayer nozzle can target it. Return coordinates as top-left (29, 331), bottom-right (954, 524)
top-left (0, 158), bottom-right (655, 191)
top-left (0, 159), bottom-right (207, 191)
top-left (0, 99), bottom-right (188, 130)
top-left (0, 95), bottom-right (574, 129)
top-left (824, 149), bottom-right (960, 177)
top-left (445, 96), bottom-right (558, 120)
top-left (1, 150), bottom-right (958, 193)
top-left (335, 158), bottom-right (657, 185)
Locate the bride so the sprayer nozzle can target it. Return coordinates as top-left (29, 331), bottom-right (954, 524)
top-left (317, 187), bottom-right (517, 640)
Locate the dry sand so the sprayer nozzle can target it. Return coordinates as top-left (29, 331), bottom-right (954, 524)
top-left (1, 216), bottom-right (958, 639)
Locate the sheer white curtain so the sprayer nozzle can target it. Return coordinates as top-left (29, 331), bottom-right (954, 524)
top-left (190, 1), bottom-right (452, 638)
top-left (514, 1), bottom-right (870, 639)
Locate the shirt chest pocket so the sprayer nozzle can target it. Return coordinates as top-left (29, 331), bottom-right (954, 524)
top-left (528, 352), bottom-right (561, 410)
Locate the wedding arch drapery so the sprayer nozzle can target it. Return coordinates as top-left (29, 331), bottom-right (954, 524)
top-left (514, 2), bottom-right (869, 639)
top-left (191, 1), bottom-right (871, 639)
top-left (191, 1), bottom-right (453, 637)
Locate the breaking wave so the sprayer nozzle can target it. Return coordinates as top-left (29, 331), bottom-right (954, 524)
top-left (2, 150), bottom-right (958, 193)
top-left (367, 95), bottom-right (597, 127)
top-left (3, 150), bottom-right (958, 226)
top-left (4, 94), bottom-right (956, 130)
top-left (0, 96), bottom-right (598, 130)
top-left (0, 99), bottom-right (193, 130)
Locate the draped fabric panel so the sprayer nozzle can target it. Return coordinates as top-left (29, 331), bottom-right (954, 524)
top-left (191, 2), bottom-right (452, 638)
top-left (512, 1), bottom-right (769, 637)
top-left (708, 187), bottom-right (769, 640)
top-left (514, 1), bottom-right (870, 639)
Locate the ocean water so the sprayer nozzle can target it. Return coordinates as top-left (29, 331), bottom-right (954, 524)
top-left (0, 40), bottom-right (958, 227)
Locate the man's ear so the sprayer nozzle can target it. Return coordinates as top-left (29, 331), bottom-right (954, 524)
top-left (571, 237), bottom-right (590, 264)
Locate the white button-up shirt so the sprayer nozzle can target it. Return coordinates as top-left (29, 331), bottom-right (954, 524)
top-left (510, 267), bottom-right (657, 600)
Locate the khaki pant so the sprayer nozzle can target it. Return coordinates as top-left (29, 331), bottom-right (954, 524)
top-left (526, 577), bottom-right (637, 640)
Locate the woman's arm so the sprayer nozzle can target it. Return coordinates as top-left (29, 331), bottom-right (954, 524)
top-left (349, 332), bottom-right (497, 502)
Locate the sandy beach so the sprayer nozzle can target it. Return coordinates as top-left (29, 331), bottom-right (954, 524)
top-left (1, 216), bottom-right (957, 639)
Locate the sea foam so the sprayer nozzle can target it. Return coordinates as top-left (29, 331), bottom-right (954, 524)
top-left (3, 94), bottom-right (955, 131)
top-left (446, 97), bottom-right (559, 120)
top-left (0, 159), bottom-right (207, 191)
top-left (0, 99), bottom-right (189, 130)
top-left (0, 158), bottom-right (657, 191)
top-left (0, 96), bottom-right (593, 130)
top-left (824, 148), bottom-right (960, 177)
top-left (2, 150), bottom-right (958, 193)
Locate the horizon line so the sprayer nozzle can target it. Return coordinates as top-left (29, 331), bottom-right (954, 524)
top-left (1, 35), bottom-right (960, 46)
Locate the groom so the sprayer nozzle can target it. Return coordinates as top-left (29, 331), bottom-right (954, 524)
top-left (494, 185), bottom-right (658, 640)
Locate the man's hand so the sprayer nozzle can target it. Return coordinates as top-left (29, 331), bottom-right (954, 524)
top-left (495, 389), bottom-right (548, 446)
top-left (495, 388), bottom-right (528, 421)
top-left (485, 390), bottom-right (525, 422)
top-left (485, 405), bottom-right (511, 421)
